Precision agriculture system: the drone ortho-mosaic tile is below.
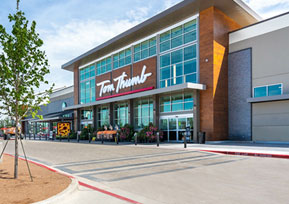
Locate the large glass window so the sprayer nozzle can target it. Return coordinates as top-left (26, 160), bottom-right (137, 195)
top-left (80, 79), bottom-right (95, 104)
top-left (96, 57), bottom-right (112, 75)
top-left (160, 20), bottom-right (197, 53)
top-left (80, 64), bottom-right (95, 81)
top-left (160, 93), bottom-right (193, 113)
top-left (81, 109), bottom-right (93, 120)
top-left (28, 122), bottom-right (35, 134)
top-left (114, 103), bottom-right (128, 126)
top-left (36, 122), bottom-right (49, 135)
top-left (134, 37), bottom-right (156, 62)
top-left (254, 84), bottom-right (283, 98)
top-left (113, 48), bottom-right (131, 69)
top-left (134, 98), bottom-right (153, 128)
top-left (79, 64), bottom-right (96, 104)
top-left (160, 44), bottom-right (197, 88)
top-left (98, 106), bottom-right (110, 127)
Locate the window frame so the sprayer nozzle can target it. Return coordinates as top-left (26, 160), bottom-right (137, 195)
top-left (160, 19), bottom-right (197, 53)
top-left (133, 97), bottom-right (154, 129)
top-left (160, 92), bottom-right (194, 113)
top-left (253, 83), bottom-right (283, 98)
top-left (134, 37), bottom-right (157, 63)
top-left (113, 102), bottom-right (129, 126)
top-left (113, 48), bottom-right (132, 70)
top-left (159, 43), bottom-right (198, 88)
top-left (79, 64), bottom-right (96, 104)
top-left (96, 56), bottom-right (112, 76)
top-left (97, 105), bottom-right (110, 127)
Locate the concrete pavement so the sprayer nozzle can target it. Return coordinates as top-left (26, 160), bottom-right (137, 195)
top-left (3, 140), bottom-right (289, 204)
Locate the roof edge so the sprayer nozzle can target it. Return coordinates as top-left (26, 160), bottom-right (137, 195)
top-left (62, 0), bottom-right (261, 72)
top-left (233, 0), bottom-right (263, 21)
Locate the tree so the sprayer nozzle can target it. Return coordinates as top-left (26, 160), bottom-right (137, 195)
top-left (0, 0), bottom-right (54, 179)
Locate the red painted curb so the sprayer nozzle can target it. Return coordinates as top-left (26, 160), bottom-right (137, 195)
top-left (79, 181), bottom-right (142, 204)
top-left (200, 150), bottom-right (289, 159)
top-left (3, 153), bottom-right (142, 204)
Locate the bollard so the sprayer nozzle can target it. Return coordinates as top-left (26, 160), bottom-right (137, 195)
top-left (157, 132), bottom-right (160, 147)
top-left (116, 133), bottom-right (119, 145)
top-left (198, 132), bottom-right (206, 144)
top-left (46, 134), bottom-right (48, 140)
top-left (89, 133), bottom-right (91, 143)
top-left (60, 134), bottom-right (62, 142)
top-left (184, 127), bottom-right (191, 148)
top-left (102, 134), bottom-right (104, 144)
top-left (134, 132), bottom-right (137, 146)
top-left (77, 132), bottom-right (79, 143)
top-left (29, 133), bottom-right (31, 140)
top-left (68, 133), bottom-right (70, 142)
top-left (184, 133), bottom-right (187, 148)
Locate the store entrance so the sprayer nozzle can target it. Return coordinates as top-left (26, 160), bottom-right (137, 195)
top-left (160, 114), bottom-right (193, 142)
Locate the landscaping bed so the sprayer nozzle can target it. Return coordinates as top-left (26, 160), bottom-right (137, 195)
top-left (0, 155), bottom-right (71, 204)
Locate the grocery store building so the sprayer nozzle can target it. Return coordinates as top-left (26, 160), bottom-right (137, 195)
top-left (61, 0), bottom-right (289, 142)
top-left (22, 86), bottom-right (74, 137)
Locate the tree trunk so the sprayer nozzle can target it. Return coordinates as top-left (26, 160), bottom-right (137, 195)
top-left (14, 117), bottom-right (19, 179)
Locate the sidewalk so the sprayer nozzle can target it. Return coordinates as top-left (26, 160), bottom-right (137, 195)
top-left (133, 141), bottom-right (289, 159)
top-left (23, 138), bottom-right (289, 158)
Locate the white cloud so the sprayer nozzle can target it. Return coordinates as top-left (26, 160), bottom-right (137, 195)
top-left (126, 7), bottom-right (150, 22)
top-left (163, 0), bottom-right (182, 9)
top-left (244, 0), bottom-right (289, 18)
top-left (38, 0), bottom-right (289, 91)
top-left (39, 18), bottom-right (141, 90)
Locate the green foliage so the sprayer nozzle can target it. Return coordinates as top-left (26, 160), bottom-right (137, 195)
top-left (118, 124), bottom-right (134, 141)
top-left (69, 130), bottom-right (77, 139)
top-left (0, 0), bottom-right (54, 179)
top-left (0, 5), bottom-right (54, 122)
top-left (137, 123), bottom-right (159, 143)
top-left (80, 124), bottom-right (94, 140)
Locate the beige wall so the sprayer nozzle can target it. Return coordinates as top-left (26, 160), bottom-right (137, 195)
top-left (252, 101), bottom-right (289, 142)
top-left (230, 26), bottom-right (289, 94)
top-left (229, 16), bottom-right (289, 142)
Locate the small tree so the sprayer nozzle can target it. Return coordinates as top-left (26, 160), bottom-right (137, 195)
top-left (0, 0), bottom-right (54, 179)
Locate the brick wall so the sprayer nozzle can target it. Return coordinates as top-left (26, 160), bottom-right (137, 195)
top-left (199, 7), bottom-right (241, 141)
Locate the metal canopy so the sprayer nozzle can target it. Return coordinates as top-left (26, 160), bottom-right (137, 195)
top-left (64, 82), bottom-right (206, 110)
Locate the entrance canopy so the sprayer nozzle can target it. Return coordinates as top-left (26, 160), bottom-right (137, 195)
top-left (64, 82), bottom-right (206, 110)
top-left (22, 110), bottom-right (74, 122)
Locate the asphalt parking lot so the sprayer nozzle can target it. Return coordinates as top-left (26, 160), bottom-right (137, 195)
top-left (4, 140), bottom-right (289, 204)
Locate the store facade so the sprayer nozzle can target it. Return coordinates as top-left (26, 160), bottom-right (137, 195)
top-left (22, 86), bottom-right (74, 137)
top-left (229, 12), bottom-right (289, 142)
top-left (62, 0), bottom-right (260, 141)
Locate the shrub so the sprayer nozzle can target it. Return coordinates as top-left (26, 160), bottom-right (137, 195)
top-left (69, 130), bottom-right (77, 139)
top-left (80, 124), bottom-right (94, 140)
top-left (118, 124), bottom-right (134, 141)
top-left (137, 123), bottom-right (160, 143)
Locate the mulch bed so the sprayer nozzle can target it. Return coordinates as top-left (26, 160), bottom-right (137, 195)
top-left (0, 154), bottom-right (71, 204)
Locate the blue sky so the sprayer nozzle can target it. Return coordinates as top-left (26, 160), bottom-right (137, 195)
top-left (1, 0), bottom-right (289, 91)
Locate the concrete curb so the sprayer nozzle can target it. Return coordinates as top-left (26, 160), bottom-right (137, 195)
top-left (0, 141), bottom-right (3, 163)
top-left (200, 149), bottom-right (289, 159)
top-left (33, 177), bottom-right (79, 204)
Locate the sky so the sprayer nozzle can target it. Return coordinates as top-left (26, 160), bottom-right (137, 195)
top-left (1, 0), bottom-right (289, 91)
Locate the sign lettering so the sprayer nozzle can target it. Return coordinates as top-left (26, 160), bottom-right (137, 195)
top-left (97, 65), bottom-right (152, 97)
